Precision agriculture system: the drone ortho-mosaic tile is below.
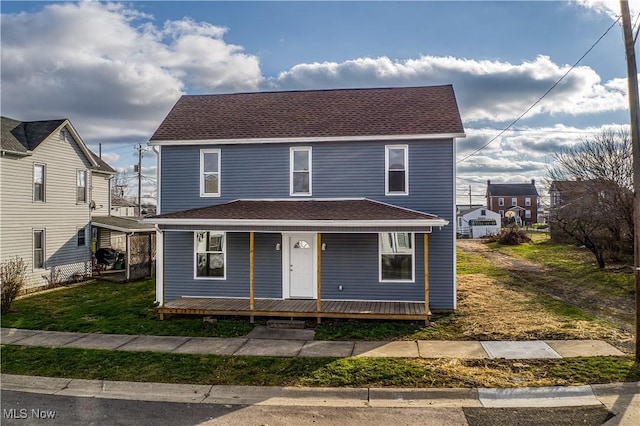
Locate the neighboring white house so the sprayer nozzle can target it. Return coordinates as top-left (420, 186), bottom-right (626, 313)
top-left (110, 194), bottom-right (137, 217)
top-left (0, 117), bottom-right (116, 291)
top-left (457, 206), bottom-right (501, 238)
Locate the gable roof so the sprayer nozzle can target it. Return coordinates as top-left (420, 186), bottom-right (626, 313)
top-left (487, 183), bottom-right (539, 197)
top-left (1, 116), bottom-right (116, 174)
top-left (150, 85), bottom-right (465, 144)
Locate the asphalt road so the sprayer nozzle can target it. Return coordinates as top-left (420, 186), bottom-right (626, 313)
top-left (1, 390), bottom-right (613, 426)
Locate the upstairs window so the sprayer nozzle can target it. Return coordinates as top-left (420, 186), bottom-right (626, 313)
top-left (511, 197), bottom-right (517, 206)
top-left (525, 197), bottom-right (531, 206)
top-left (290, 147), bottom-right (312, 195)
top-left (195, 231), bottom-right (225, 279)
top-left (77, 170), bottom-right (87, 203)
top-left (200, 149), bottom-right (221, 197)
top-left (498, 198), bottom-right (504, 206)
top-left (33, 164), bottom-right (45, 202)
top-left (379, 232), bottom-right (414, 282)
top-left (386, 145), bottom-right (408, 195)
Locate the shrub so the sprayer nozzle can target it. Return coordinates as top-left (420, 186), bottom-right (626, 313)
top-left (484, 227), bottom-right (532, 245)
top-left (1, 256), bottom-right (27, 313)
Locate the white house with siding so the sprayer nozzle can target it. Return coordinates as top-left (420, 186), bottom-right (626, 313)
top-left (0, 117), bottom-right (116, 291)
top-left (457, 206), bottom-right (501, 238)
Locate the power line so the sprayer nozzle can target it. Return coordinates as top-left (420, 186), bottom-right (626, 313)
top-left (456, 15), bottom-right (622, 165)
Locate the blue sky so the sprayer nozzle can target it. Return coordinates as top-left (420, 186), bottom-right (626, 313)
top-left (1, 1), bottom-right (636, 206)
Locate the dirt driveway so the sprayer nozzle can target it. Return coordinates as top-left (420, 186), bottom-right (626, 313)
top-left (457, 240), bottom-right (636, 336)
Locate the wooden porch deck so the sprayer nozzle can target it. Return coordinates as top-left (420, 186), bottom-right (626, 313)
top-left (159, 298), bottom-right (429, 321)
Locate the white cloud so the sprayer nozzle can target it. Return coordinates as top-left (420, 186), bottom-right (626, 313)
top-left (1, 1), bottom-right (261, 143)
top-left (575, 0), bottom-right (640, 19)
top-left (268, 55), bottom-right (627, 123)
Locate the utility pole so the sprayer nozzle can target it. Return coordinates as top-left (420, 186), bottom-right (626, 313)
top-left (469, 185), bottom-right (472, 209)
top-left (620, 0), bottom-right (640, 362)
top-left (134, 144), bottom-right (148, 217)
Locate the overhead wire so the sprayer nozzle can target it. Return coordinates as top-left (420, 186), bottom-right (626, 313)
top-left (456, 14), bottom-right (622, 165)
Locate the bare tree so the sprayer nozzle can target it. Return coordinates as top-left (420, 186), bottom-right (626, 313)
top-left (547, 128), bottom-right (633, 268)
top-left (111, 172), bottom-right (132, 200)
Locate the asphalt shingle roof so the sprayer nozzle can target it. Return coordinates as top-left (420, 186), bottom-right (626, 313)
top-left (150, 199), bottom-right (440, 222)
top-left (487, 183), bottom-right (539, 197)
top-left (150, 85), bottom-right (464, 142)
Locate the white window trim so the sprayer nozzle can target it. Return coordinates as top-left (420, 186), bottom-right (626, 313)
top-left (525, 210), bottom-right (532, 219)
top-left (77, 227), bottom-right (87, 247)
top-left (290, 147), bottom-right (312, 196)
top-left (199, 149), bottom-right (221, 197)
top-left (498, 198), bottom-right (504, 206)
top-left (385, 145), bottom-right (409, 196)
top-left (33, 163), bottom-right (46, 202)
top-left (525, 197), bottom-right (531, 206)
top-left (511, 198), bottom-right (517, 207)
top-left (33, 228), bottom-right (46, 270)
top-left (378, 232), bottom-right (415, 283)
top-left (193, 231), bottom-right (226, 280)
top-left (76, 169), bottom-right (87, 204)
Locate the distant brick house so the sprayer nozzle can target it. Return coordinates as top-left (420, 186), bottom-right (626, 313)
top-left (485, 180), bottom-right (539, 226)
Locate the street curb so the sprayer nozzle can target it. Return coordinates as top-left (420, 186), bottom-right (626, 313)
top-left (2, 374), bottom-right (638, 409)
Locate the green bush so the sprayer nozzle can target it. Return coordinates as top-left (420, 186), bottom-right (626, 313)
top-left (1, 256), bottom-right (27, 313)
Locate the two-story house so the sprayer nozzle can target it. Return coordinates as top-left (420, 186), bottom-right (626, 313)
top-left (146, 86), bottom-right (465, 322)
top-left (1, 117), bottom-right (116, 291)
top-left (485, 180), bottom-right (539, 226)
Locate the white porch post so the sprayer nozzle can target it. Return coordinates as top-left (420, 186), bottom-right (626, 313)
top-left (155, 228), bottom-right (164, 307)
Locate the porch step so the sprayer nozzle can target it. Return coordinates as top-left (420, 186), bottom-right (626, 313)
top-left (266, 319), bottom-right (306, 329)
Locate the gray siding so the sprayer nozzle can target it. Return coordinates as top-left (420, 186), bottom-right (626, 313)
top-left (159, 139), bottom-right (455, 310)
top-left (164, 231), bottom-right (282, 301)
top-left (0, 126), bottom-right (94, 289)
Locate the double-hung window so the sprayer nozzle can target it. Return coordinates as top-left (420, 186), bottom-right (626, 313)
top-left (33, 164), bottom-right (45, 202)
top-left (33, 229), bottom-right (45, 269)
top-left (77, 170), bottom-right (87, 203)
top-left (77, 227), bottom-right (86, 247)
top-left (498, 198), bottom-right (504, 206)
top-left (379, 232), bottom-right (414, 282)
top-left (290, 147), bottom-right (311, 195)
top-left (525, 197), bottom-right (531, 207)
top-left (511, 197), bottom-right (517, 207)
top-left (200, 149), bottom-right (221, 197)
top-left (195, 231), bottom-right (225, 279)
top-left (385, 145), bottom-right (408, 195)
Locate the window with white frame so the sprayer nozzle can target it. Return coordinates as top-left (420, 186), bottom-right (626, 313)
top-left (498, 198), bottom-right (504, 206)
top-left (525, 197), bottom-right (531, 206)
top-left (385, 145), bottom-right (408, 195)
top-left (379, 232), bottom-right (414, 281)
top-left (525, 210), bottom-right (532, 219)
top-left (77, 170), bottom-right (87, 203)
top-left (290, 147), bottom-right (311, 195)
top-left (499, 210), bottom-right (504, 217)
top-left (77, 227), bottom-right (86, 247)
top-left (511, 197), bottom-right (517, 206)
top-left (195, 231), bottom-right (225, 278)
top-left (200, 149), bottom-right (221, 197)
top-left (34, 164), bottom-right (45, 202)
top-left (33, 229), bottom-right (45, 269)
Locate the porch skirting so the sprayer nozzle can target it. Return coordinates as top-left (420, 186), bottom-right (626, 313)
top-left (159, 297), bottom-right (429, 321)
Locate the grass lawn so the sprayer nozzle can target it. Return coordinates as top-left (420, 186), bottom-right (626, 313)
top-left (2, 345), bottom-right (638, 388)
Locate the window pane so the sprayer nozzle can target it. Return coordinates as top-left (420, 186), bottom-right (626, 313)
top-left (208, 233), bottom-right (224, 251)
top-left (34, 183), bottom-right (44, 201)
top-left (204, 174), bottom-right (219, 194)
top-left (77, 170), bottom-right (86, 187)
top-left (34, 166), bottom-right (44, 201)
top-left (34, 231), bottom-right (43, 249)
top-left (293, 240), bottom-right (311, 249)
top-left (34, 166), bottom-right (44, 184)
top-left (203, 152), bottom-right (219, 172)
top-left (381, 254), bottom-right (412, 280)
top-left (293, 172), bottom-right (309, 193)
top-left (388, 148), bottom-right (405, 170)
top-left (196, 232), bottom-right (207, 252)
top-left (34, 231), bottom-right (44, 269)
top-left (197, 253), bottom-right (224, 277)
top-left (77, 229), bottom-right (86, 246)
top-left (293, 150), bottom-right (309, 171)
top-left (388, 170), bottom-right (406, 192)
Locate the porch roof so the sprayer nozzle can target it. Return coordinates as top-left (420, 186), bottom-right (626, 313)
top-left (145, 199), bottom-right (448, 231)
top-left (92, 215), bottom-right (155, 233)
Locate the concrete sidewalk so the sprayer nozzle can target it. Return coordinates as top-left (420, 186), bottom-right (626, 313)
top-left (0, 327), bottom-right (626, 359)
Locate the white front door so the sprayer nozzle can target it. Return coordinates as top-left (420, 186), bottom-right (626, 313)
top-left (287, 234), bottom-right (315, 299)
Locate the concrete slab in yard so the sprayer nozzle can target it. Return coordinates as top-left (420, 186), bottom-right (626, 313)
top-left (369, 388), bottom-right (482, 408)
top-left (481, 341), bottom-right (562, 359)
top-left (478, 385), bottom-right (600, 408)
top-left (418, 340), bottom-right (488, 359)
top-left (233, 338), bottom-right (304, 357)
top-left (204, 385), bottom-right (369, 407)
top-left (13, 330), bottom-right (85, 348)
top-left (62, 333), bottom-right (137, 350)
top-left (1, 328), bottom-right (41, 344)
top-left (246, 326), bottom-right (315, 341)
top-left (172, 337), bottom-right (246, 355)
top-left (353, 341), bottom-right (419, 358)
top-left (116, 335), bottom-right (191, 353)
top-left (544, 340), bottom-right (625, 357)
top-left (298, 340), bottom-right (355, 358)
top-left (99, 380), bottom-right (212, 403)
